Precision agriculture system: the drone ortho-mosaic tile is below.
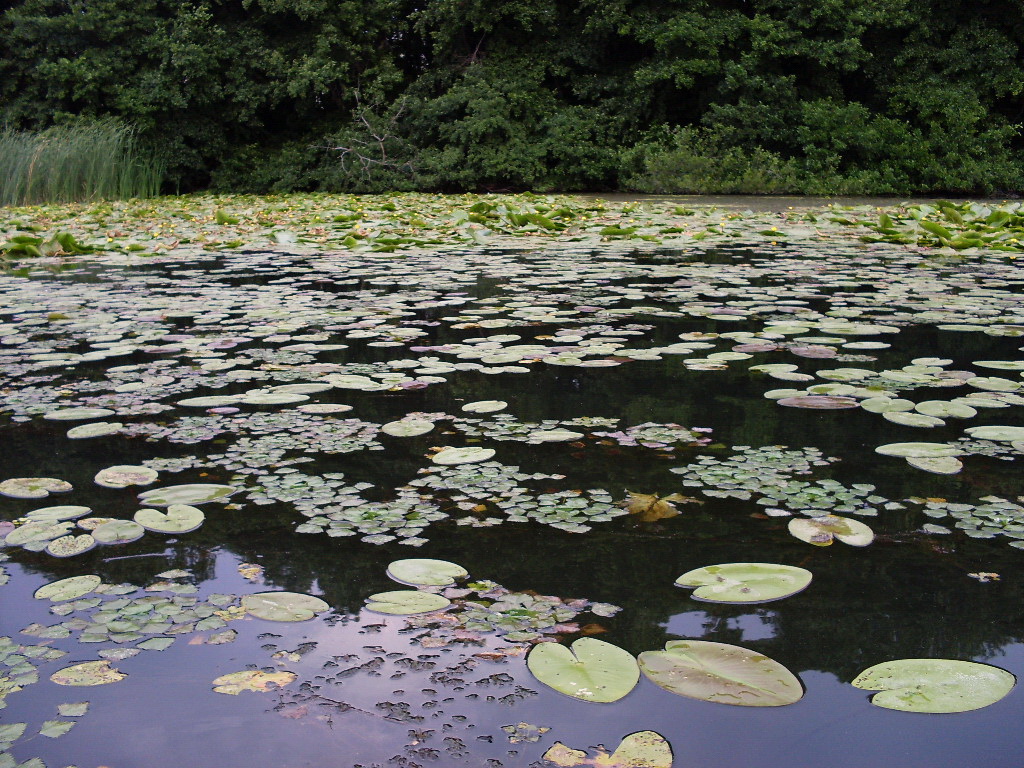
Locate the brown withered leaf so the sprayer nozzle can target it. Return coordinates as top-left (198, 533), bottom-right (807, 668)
top-left (624, 492), bottom-right (701, 522)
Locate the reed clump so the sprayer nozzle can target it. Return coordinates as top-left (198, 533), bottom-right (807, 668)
top-left (0, 119), bottom-right (163, 206)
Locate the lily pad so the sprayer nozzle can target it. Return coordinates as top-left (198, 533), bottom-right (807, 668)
top-left (134, 505), bottom-right (205, 534)
top-left (43, 407), bottom-right (116, 421)
top-left (541, 730), bottom-right (673, 768)
top-left (212, 670), bottom-right (297, 695)
top-left (675, 563), bottom-right (812, 604)
top-left (882, 411), bottom-right (944, 428)
top-left (381, 419), bottom-right (435, 437)
top-left (386, 558), bottom-right (469, 586)
top-left (5, 521), bottom-right (73, 546)
top-left (852, 659), bottom-right (1015, 713)
top-left (776, 396), bottom-right (859, 409)
top-left (964, 425), bottom-right (1024, 442)
top-left (46, 534), bottom-right (97, 557)
top-left (906, 456), bottom-right (963, 475)
top-left (0, 477), bottom-right (73, 499)
top-left (242, 591), bottom-right (330, 621)
top-left (50, 661), bottom-right (126, 686)
top-left (137, 484), bottom-right (237, 506)
top-left (788, 515), bottom-right (874, 547)
top-left (915, 400), bottom-right (977, 419)
top-left (24, 505), bottom-right (91, 523)
top-left (364, 590), bottom-right (452, 615)
top-left (92, 519), bottom-right (146, 544)
top-left (34, 574), bottom-right (102, 601)
top-left (875, 442), bottom-right (961, 458)
top-left (527, 637), bottom-right (639, 703)
top-left (431, 447), bottom-right (496, 465)
top-left (66, 421), bottom-right (123, 439)
top-left (529, 429), bottom-right (585, 442)
top-left (94, 465), bottom-right (159, 488)
top-left (462, 400), bottom-right (508, 413)
top-left (638, 640), bottom-right (803, 707)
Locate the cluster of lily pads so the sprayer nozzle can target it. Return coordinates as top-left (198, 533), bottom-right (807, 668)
top-left (6, 194), bottom-right (1024, 767)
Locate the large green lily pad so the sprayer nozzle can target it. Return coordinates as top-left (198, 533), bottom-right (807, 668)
top-left (242, 591), bottom-right (330, 621)
top-left (364, 590), bottom-right (452, 615)
top-left (788, 515), bottom-right (874, 547)
top-left (50, 661), bottom-right (126, 686)
top-left (638, 640), bottom-right (803, 707)
top-left (46, 534), bottom-right (97, 557)
top-left (92, 519), bottom-right (146, 544)
top-left (527, 637), bottom-right (639, 703)
top-left (675, 563), bottom-right (812, 604)
top-left (137, 484), bottom-right (237, 506)
top-left (381, 419), bottom-right (435, 437)
top-left (34, 574), bottom-right (102, 601)
top-left (43, 407), bottom-right (116, 421)
top-left (431, 447), bottom-right (496, 465)
top-left (94, 465), bottom-right (159, 488)
top-left (66, 421), bottom-right (124, 439)
top-left (852, 659), bottom-right (1015, 713)
top-left (964, 425), bottom-right (1024, 442)
top-left (134, 505), bottom-right (205, 534)
top-left (24, 505), bottom-right (91, 523)
top-left (0, 477), bottom-right (73, 499)
top-left (875, 442), bottom-right (960, 458)
top-left (386, 558), bottom-right (468, 586)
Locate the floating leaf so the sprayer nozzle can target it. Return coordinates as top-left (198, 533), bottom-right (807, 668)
top-left (675, 563), bottom-right (812, 604)
top-left (906, 456), bottom-right (963, 475)
top-left (46, 534), bottom-right (97, 558)
top-left (134, 505), bottom-right (205, 533)
top-left (529, 428), bottom-right (585, 442)
top-left (462, 400), bottom-right (508, 413)
top-left (66, 421), bottom-right (124, 439)
top-left (137, 484), bottom-right (237, 506)
top-left (50, 661), bottom-right (126, 686)
top-left (852, 659), bottom-right (1015, 713)
top-left (42, 407), bottom-right (116, 421)
top-left (638, 640), bottom-right (803, 707)
top-left (527, 637), bottom-right (639, 703)
top-left (964, 425), bottom-right (1024, 442)
top-left (381, 419), bottom-right (435, 437)
top-left (788, 515), bottom-right (874, 547)
top-left (212, 670), bottom-right (297, 695)
top-left (386, 558), bottom-right (468, 586)
top-left (541, 730), bottom-right (673, 768)
top-left (365, 590), bottom-right (451, 614)
top-left (0, 477), bottom-right (72, 499)
top-left (875, 442), bottom-right (960, 458)
top-left (625, 492), bottom-right (693, 522)
top-left (242, 591), bottom-right (330, 621)
top-left (776, 396), bottom-right (859, 409)
top-left (34, 575), bottom-right (102, 601)
top-left (94, 465), bottom-right (159, 488)
top-left (56, 702), bottom-right (89, 717)
top-left (431, 447), bottom-right (496, 465)
top-left (39, 720), bottom-right (75, 738)
top-left (24, 505), bottom-right (91, 523)
top-left (92, 519), bottom-right (145, 544)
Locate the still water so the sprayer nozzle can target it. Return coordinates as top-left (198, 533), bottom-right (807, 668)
top-left (2, 236), bottom-right (1024, 767)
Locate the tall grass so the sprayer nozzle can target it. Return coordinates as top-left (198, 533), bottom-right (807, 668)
top-left (0, 119), bottom-right (163, 206)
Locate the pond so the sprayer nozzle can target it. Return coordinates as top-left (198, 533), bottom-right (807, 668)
top-left (3, 198), bottom-right (1024, 768)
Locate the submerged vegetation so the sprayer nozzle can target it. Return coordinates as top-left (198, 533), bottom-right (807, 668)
top-left (4, 194), bottom-right (1024, 766)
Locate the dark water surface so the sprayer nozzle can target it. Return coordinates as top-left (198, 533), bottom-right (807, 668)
top-left (2, 238), bottom-right (1024, 768)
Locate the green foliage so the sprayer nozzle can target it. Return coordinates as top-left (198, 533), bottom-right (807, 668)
top-left (0, 120), bottom-right (163, 205)
top-left (1, 0), bottom-right (1022, 194)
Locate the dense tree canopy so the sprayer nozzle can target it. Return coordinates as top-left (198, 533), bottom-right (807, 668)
top-left (2, 0), bottom-right (1021, 194)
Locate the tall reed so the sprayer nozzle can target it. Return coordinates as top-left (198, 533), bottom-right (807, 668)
top-left (0, 119), bottom-right (163, 206)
